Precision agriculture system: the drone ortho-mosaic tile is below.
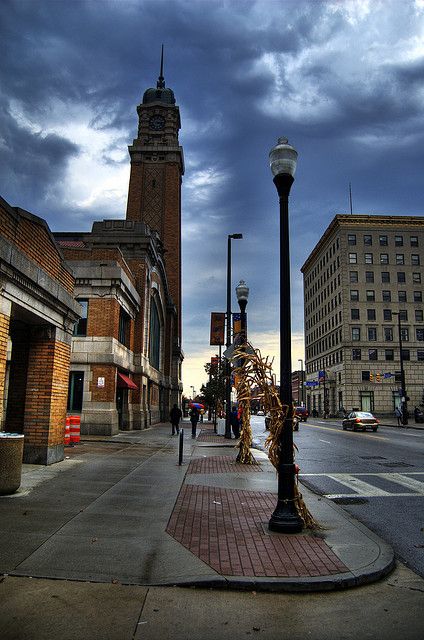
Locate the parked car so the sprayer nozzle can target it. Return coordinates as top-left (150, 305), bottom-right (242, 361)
top-left (342, 411), bottom-right (379, 432)
top-left (295, 406), bottom-right (308, 422)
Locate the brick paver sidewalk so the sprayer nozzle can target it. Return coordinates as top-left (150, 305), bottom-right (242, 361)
top-left (166, 455), bottom-right (348, 578)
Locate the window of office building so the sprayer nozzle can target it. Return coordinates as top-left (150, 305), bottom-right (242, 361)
top-left (399, 292), bottom-right (407, 303)
top-left (397, 272), bottom-right (406, 283)
top-left (118, 307), bottom-right (131, 347)
top-left (379, 235), bottom-right (388, 246)
top-left (365, 253), bottom-right (373, 264)
top-left (369, 348), bottom-right (378, 360)
top-left (367, 309), bottom-right (376, 321)
top-left (350, 271), bottom-right (358, 283)
top-left (364, 235), bottom-right (372, 245)
top-left (418, 350), bottom-right (424, 361)
top-left (416, 310), bottom-right (424, 322)
top-left (395, 235), bottom-right (403, 246)
top-left (385, 349), bottom-right (394, 360)
top-left (401, 349), bottom-right (410, 360)
top-left (366, 290), bottom-right (375, 302)
top-left (396, 254), bottom-right (404, 265)
top-left (380, 253), bottom-right (389, 264)
top-left (414, 291), bottom-right (423, 302)
top-left (149, 297), bottom-right (161, 370)
top-left (350, 290), bottom-right (359, 301)
top-left (352, 349), bottom-right (361, 360)
top-left (410, 236), bottom-right (419, 247)
top-left (383, 309), bottom-right (392, 321)
top-left (399, 309), bottom-right (408, 321)
top-left (412, 254), bottom-right (420, 266)
top-left (384, 327), bottom-right (393, 341)
top-left (349, 253), bottom-right (357, 263)
top-left (365, 271), bottom-right (374, 283)
top-left (352, 327), bottom-right (361, 341)
top-left (348, 234), bottom-right (356, 245)
top-left (416, 328), bottom-right (424, 341)
top-left (368, 327), bottom-right (377, 341)
top-left (400, 328), bottom-right (409, 341)
top-left (351, 309), bottom-right (360, 320)
top-left (382, 290), bottom-right (391, 302)
top-left (413, 273), bottom-right (421, 283)
top-left (381, 272), bottom-right (390, 283)
top-left (361, 371), bottom-right (371, 381)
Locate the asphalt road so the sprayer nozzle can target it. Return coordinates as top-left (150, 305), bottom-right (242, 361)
top-left (250, 415), bottom-right (424, 578)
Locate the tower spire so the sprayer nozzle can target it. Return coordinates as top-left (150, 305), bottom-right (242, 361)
top-left (157, 44), bottom-right (165, 89)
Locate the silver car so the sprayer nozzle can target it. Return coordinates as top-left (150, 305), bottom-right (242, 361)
top-left (342, 411), bottom-right (379, 432)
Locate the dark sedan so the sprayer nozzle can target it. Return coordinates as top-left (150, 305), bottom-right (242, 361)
top-left (342, 411), bottom-right (379, 432)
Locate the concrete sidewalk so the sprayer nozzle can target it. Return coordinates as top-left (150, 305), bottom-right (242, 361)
top-left (0, 419), bottom-right (394, 593)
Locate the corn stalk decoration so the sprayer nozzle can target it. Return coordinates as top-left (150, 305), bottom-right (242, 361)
top-left (231, 343), bottom-right (317, 529)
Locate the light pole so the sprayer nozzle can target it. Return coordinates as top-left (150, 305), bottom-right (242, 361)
top-left (268, 137), bottom-right (303, 534)
top-left (298, 359), bottom-right (304, 406)
top-left (190, 385), bottom-right (195, 400)
top-left (225, 233), bottom-right (243, 438)
top-left (392, 312), bottom-right (408, 426)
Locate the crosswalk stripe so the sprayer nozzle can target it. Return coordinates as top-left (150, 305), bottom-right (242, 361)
top-left (301, 472), bottom-right (424, 498)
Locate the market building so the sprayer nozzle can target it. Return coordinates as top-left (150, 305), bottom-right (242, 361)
top-left (55, 60), bottom-right (184, 435)
top-left (301, 214), bottom-right (424, 418)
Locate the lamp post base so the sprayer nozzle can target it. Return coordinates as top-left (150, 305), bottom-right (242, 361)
top-left (269, 502), bottom-right (303, 533)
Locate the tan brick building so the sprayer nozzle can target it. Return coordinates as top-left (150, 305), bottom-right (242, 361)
top-left (0, 197), bottom-right (81, 464)
top-left (301, 215), bottom-right (424, 418)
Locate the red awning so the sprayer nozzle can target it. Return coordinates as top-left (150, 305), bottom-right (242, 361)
top-left (117, 372), bottom-right (138, 390)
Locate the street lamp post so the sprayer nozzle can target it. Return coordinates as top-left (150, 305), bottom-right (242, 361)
top-left (268, 137), bottom-right (303, 534)
top-left (236, 280), bottom-right (249, 345)
top-left (225, 233), bottom-right (243, 439)
top-left (393, 312), bottom-right (408, 426)
top-left (298, 359), bottom-right (304, 406)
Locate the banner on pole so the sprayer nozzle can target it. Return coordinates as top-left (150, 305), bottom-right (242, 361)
top-left (210, 312), bottom-right (225, 345)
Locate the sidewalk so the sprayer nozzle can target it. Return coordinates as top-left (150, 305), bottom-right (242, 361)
top-left (0, 420), bottom-right (394, 593)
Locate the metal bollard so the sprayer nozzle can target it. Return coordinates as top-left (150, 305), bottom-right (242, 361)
top-left (178, 428), bottom-right (184, 466)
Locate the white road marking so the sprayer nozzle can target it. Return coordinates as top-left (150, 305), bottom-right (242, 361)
top-left (301, 472), bottom-right (424, 498)
top-left (319, 439), bottom-right (332, 444)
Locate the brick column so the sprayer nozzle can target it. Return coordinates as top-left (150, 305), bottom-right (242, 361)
top-left (0, 299), bottom-right (11, 431)
top-left (23, 327), bottom-right (71, 465)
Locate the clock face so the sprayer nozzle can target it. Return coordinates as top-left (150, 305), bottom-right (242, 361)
top-left (149, 115), bottom-right (165, 131)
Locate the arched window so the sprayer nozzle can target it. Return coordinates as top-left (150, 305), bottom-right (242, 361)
top-left (149, 296), bottom-right (161, 370)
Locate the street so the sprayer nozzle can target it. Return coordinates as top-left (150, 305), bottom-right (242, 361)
top-left (250, 416), bottom-right (424, 578)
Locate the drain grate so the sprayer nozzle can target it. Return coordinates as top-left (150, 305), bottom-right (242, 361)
top-left (331, 497), bottom-right (369, 505)
top-left (379, 461), bottom-right (414, 468)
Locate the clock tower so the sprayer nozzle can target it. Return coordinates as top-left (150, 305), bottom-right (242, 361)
top-left (126, 50), bottom-right (184, 338)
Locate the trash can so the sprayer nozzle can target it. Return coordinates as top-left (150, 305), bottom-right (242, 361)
top-left (0, 433), bottom-right (24, 495)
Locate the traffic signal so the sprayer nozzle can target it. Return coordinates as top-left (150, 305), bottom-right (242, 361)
top-left (376, 372), bottom-right (381, 383)
top-left (369, 372), bottom-right (374, 382)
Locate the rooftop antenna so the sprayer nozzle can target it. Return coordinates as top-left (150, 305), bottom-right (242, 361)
top-left (349, 182), bottom-right (353, 215)
top-left (157, 44), bottom-right (165, 88)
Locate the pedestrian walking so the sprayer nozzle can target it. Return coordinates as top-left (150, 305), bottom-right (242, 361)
top-left (395, 406), bottom-right (402, 426)
top-left (230, 406), bottom-right (240, 439)
top-left (189, 406), bottom-right (199, 438)
top-left (170, 403), bottom-right (182, 435)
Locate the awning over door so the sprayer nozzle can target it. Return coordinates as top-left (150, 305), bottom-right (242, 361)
top-left (117, 372), bottom-right (138, 390)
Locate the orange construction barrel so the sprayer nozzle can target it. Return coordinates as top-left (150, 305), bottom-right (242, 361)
top-left (64, 417), bottom-right (71, 446)
top-left (69, 415), bottom-right (81, 444)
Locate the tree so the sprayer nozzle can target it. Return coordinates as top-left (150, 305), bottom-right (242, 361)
top-left (202, 356), bottom-right (227, 419)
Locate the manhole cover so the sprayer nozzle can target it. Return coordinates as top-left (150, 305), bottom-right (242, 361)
top-left (331, 497), bottom-right (369, 505)
top-left (379, 462), bottom-right (414, 468)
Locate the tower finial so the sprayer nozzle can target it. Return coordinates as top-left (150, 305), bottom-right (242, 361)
top-left (157, 44), bottom-right (165, 89)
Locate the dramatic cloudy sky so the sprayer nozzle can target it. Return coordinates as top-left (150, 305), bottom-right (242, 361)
top-left (1, 0), bottom-right (423, 396)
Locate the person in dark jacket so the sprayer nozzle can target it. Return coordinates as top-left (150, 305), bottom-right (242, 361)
top-left (189, 406), bottom-right (200, 438)
top-left (230, 406), bottom-right (240, 439)
top-left (170, 404), bottom-right (182, 435)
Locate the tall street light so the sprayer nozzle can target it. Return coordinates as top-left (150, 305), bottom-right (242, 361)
top-left (268, 137), bottom-right (303, 534)
top-left (392, 312), bottom-right (408, 426)
top-left (225, 233), bottom-right (243, 439)
top-left (236, 280), bottom-right (249, 345)
top-left (298, 359), bottom-right (304, 406)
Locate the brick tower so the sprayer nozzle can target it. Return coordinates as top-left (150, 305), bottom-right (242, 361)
top-left (126, 48), bottom-right (184, 339)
